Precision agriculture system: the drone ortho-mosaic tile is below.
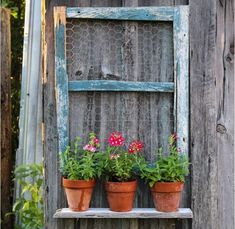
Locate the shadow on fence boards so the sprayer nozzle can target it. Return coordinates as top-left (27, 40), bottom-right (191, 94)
top-left (1, 7), bottom-right (13, 229)
top-left (43, 0), bottom-right (234, 229)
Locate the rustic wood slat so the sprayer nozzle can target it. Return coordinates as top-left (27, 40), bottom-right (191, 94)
top-left (216, 1), bottom-right (234, 229)
top-left (54, 208), bottom-right (193, 219)
top-left (66, 7), bottom-right (175, 21)
top-left (174, 5), bottom-right (189, 157)
top-left (0, 7), bottom-right (13, 228)
top-left (54, 7), bottom-right (69, 160)
top-left (68, 80), bottom-right (174, 92)
top-left (173, 6), bottom-right (189, 215)
top-left (189, 0), bottom-right (234, 229)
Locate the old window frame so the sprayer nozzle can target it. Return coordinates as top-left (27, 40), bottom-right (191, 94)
top-left (54, 6), bottom-right (189, 165)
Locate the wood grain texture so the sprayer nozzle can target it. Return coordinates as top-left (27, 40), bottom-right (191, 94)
top-left (54, 208), bottom-right (193, 218)
top-left (216, 0), bottom-right (234, 229)
top-left (190, 0), bottom-right (218, 227)
top-left (173, 6), bottom-right (189, 210)
top-left (0, 7), bottom-right (13, 228)
top-left (189, 0), bottom-right (234, 229)
top-left (67, 7), bottom-right (174, 21)
top-left (174, 6), bottom-right (189, 158)
top-left (68, 80), bottom-right (174, 92)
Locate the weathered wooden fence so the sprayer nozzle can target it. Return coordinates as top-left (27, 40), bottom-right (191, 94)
top-left (43, 0), bottom-right (234, 229)
top-left (0, 7), bottom-right (13, 228)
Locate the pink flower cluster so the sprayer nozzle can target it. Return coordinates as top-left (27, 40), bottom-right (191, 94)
top-left (128, 140), bottom-right (144, 154)
top-left (83, 144), bottom-right (96, 152)
top-left (108, 132), bottom-right (125, 146)
top-left (83, 134), bottom-right (100, 152)
top-left (108, 132), bottom-right (143, 155)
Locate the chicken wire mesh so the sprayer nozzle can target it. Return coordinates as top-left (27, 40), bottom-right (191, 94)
top-left (66, 19), bottom-right (174, 82)
top-left (66, 19), bottom-right (174, 157)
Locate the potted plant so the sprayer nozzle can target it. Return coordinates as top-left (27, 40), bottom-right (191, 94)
top-left (60, 133), bottom-right (103, 211)
top-left (138, 134), bottom-right (189, 212)
top-left (103, 132), bottom-right (143, 212)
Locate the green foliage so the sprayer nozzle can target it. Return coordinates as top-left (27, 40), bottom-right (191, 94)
top-left (13, 164), bottom-right (44, 229)
top-left (102, 146), bottom-right (138, 182)
top-left (138, 134), bottom-right (190, 187)
top-left (60, 133), bottom-right (104, 180)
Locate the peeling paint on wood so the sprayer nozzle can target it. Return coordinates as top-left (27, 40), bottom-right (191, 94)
top-left (68, 80), bottom-right (174, 92)
top-left (173, 6), bottom-right (189, 156)
top-left (173, 6), bottom-right (189, 211)
top-left (54, 7), bottom-right (69, 163)
top-left (67, 7), bottom-right (175, 21)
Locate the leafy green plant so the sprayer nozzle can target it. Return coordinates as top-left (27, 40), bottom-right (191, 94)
top-left (60, 133), bottom-right (104, 180)
top-left (12, 164), bottom-right (44, 229)
top-left (138, 134), bottom-right (190, 187)
top-left (102, 132), bottom-right (143, 182)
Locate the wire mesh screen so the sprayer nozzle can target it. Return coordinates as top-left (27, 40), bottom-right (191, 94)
top-left (66, 19), bottom-right (174, 158)
top-left (66, 19), bottom-right (173, 82)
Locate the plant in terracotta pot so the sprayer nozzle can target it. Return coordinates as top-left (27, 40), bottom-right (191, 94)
top-left (60, 133), bottom-right (103, 211)
top-left (138, 134), bottom-right (189, 212)
top-left (102, 132), bottom-right (143, 212)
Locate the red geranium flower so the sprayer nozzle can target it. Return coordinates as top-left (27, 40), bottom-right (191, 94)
top-left (128, 140), bottom-right (144, 154)
top-left (108, 132), bottom-right (125, 146)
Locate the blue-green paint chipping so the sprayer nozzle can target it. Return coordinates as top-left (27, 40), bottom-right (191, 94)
top-left (66, 7), bottom-right (174, 21)
top-left (173, 6), bottom-right (189, 156)
top-left (68, 80), bottom-right (174, 92)
top-left (54, 8), bottom-right (69, 160)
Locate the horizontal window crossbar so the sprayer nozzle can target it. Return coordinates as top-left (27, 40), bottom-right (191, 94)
top-left (68, 80), bottom-right (174, 92)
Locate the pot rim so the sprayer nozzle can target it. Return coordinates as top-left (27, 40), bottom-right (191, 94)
top-left (105, 180), bottom-right (137, 184)
top-left (151, 181), bottom-right (184, 193)
top-left (63, 177), bottom-right (96, 189)
top-left (105, 180), bottom-right (137, 193)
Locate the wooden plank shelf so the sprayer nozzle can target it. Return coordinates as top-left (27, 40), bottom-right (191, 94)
top-left (54, 208), bottom-right (193, 219)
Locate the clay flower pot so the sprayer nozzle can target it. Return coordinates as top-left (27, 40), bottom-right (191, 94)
top-left (151, 182), bottom-right (184, 212)
top-left (105, 180), bottom-right (137, 212)
top-left (63, 178), bottom-right (95, 211)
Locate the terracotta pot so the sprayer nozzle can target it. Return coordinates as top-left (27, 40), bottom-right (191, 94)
top-left (63, 178), bottom-right (95, 211)
top-left (151, 182), bottom-right (184, 212)
top-left (105, 180), bottom-right (137, 212)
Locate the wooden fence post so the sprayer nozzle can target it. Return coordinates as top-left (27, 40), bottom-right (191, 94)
top-left (1, 7), bottom-right (13, 228)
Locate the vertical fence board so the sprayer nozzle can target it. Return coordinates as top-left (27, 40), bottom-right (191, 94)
top-left (216, 0), bottom-right (234, 228)
top-left (189, 0), bottom-right (234, 228)
top-left (190, 0), bottom-right (218, 227)
top-left (0, 7), bottom-right (13, 228)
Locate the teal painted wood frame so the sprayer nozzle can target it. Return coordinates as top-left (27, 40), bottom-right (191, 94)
top-left (54, 7), bottom-right (69, 166)
top-left (68, 81), bottom-right (174, 93)
top-left (54, 6), bottom-right (189, 158)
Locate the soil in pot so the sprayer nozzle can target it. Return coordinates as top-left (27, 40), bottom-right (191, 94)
top-left (63, 178), bottom-right (95, 211)
top-left (151, 182), bottom-right (184, 212)
top-left (105, 180), bottom-right (137, 212)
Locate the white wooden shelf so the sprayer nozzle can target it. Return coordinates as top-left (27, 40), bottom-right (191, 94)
top-left (54, 208), bottom-right (193, 219)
